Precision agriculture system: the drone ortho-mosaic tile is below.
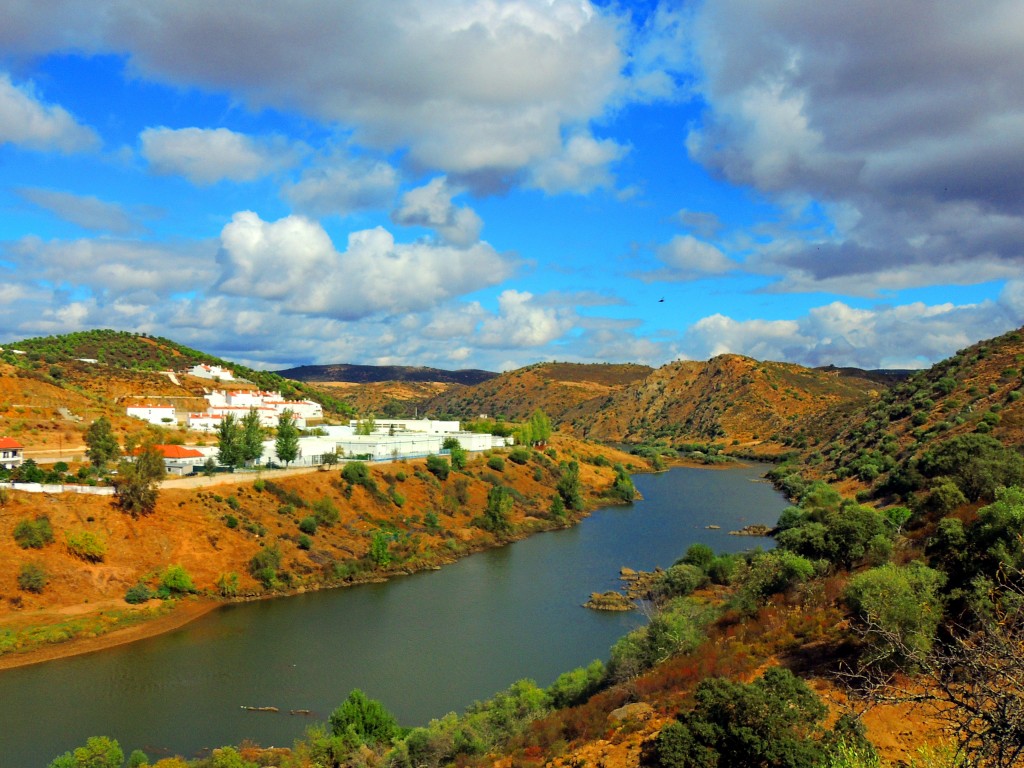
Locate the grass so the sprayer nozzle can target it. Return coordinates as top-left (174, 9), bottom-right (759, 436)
top-left (0, 603), bottom-right (172, 658)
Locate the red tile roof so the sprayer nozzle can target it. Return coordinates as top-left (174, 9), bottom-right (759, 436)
top-left (132, 444), bottom-right (205, 459)
top-left (0, 437), bottom-right (24, 449)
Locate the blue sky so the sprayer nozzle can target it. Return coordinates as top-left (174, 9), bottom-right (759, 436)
top-left (1, 1), bottom-right (1022, 372)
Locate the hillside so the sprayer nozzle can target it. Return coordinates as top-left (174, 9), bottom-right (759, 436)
top-left (804, 326), bottom-right (1024, 497)
top-left (422, 362), bottom-right (654, 422)
top-left (277, 363), bottom-right (497, 386)
top-left (1, 329), bottom-right (353, 417)
top-left (555, 355), bottom-right (883, 449)
top-left (0, 435), bottom-right (640, 664)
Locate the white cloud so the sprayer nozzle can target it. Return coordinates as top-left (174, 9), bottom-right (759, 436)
top-left (284, 154), bottom-right (399, 216)
top-left (687, 0), bottom-right (1024, 291)
top-left (685, 297), bottom-right (1024, 369)
top-left (4, 235), bottom-right (218, 296)
top-left (0, 2), bottom-right (686, 189)
top-left (17, 187), bottom-right (139, 234)
top-left (527, 132), bottom-right (629, 194)
top-left (0, 72), bottom-right (98, 153)
top-left (216, 211), bottom-right (516, 319)
top-left (648, 234), bottom-right (736, 280)
top-left (140, 127), bottom-right (298, 185)
top-left (392, 177), bottom-right (483, 247)
top-left (477, 289), bottom-right (576, 347)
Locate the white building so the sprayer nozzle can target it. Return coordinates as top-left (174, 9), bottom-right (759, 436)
top-left (350, 418), bottom-right (460, 435)
top-left (336, 433), bottom-right (443, 461)
top-left (126, 404), bottom-right (177, 425)
top-left (187, 364), bottom-right (236, 381)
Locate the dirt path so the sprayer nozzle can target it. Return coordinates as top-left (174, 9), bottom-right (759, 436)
top-left (0, 599), bottom-right (220, 671)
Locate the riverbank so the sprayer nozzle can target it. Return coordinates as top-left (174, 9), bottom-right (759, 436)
top-left (0, 598), bottom-right (219, 671)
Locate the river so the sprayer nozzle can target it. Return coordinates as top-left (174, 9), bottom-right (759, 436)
top-left (1, 463), bottom-right (787, 765)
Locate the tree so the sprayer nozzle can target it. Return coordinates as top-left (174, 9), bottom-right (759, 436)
top-left (85, 417), bottom-right (120, 471)
top-left (47, 736), bottom-right (124, 768)
top-left (369, 530), bottom-right (392, 567)
top-left (216, 412), bottom-right (241, 469)
top-left (240, 408), bottom-right (265, 467)
top-left (329, 689), bottom-right (400, 746)
top-left (443, 438), bottom-right (467, 470)
top-left (480, 485), bottom-right (514, 536)
top-left (529, 409), bottom-right (552, 445)
top-left (275, 409), bottom-right (300, 467)
top-left (426, 454), bottom-right (450, 481)
top-left (650, 667), bottom-right (860, 768)
top-left (556, 460), bottom-right (584, 511)
top-left (355, 413), bottom-right (377, 436)
top-left (113, 442), bottom-right (165, 517)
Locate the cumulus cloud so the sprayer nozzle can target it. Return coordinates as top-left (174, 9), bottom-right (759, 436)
top-left (639, 234), bottom-right (737, 281)
top-left (140, 127), bottom-right (299, 185)
top-left (685, 295), bottom-right (1024, 370)
top-left (527, 132), bottom-right (629, 194)
top-left (216, 211), bottom-right (515, 319)
top-left (688, 0), bottom-right (1024, 292)
top-left (17, 188), bottom-right (140, 234)
top-left (0, 72), bottom-right (98, 153)
top-left (477, 290), bottom-right (576, 348)
top-left (284, 153), bottom-right (399, 216)
top-left (392, 177), bottom-right (482, 246)
top-left (3, 235), bottom-right (218, 296)
top-left (0, 2), bottom-right (690, 189)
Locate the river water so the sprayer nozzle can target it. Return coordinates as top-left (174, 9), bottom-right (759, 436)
top-left (1, 464), bottom-right (786, 765)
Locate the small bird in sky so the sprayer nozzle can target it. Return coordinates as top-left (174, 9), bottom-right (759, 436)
top-left (658, 298), bottom-right (665, 303)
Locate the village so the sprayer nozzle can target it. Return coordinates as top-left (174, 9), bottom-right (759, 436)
top-left (0, 361), bottom-right (512, 490)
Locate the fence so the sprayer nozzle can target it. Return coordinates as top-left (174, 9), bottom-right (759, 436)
top-left (0, 482), bottom-right (114, 496)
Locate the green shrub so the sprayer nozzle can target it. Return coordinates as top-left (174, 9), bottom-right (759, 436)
top-left (509, 448), bottom-right (531, 465)
top-left (297, 534), bottom-right (313, 550)
top-left (424, 511), bottom-right (441, 534)
top-left (124, 583), bottom-right (152, 604)
top-left (329, 689), bottom-right (400, 746)
top-left (298, 516), bottom-right (318, 534)
top-left (217, 572), bottom-right (240, 597)
top-left (426, 454), bottom-right (450, 481)
top-left (18, 562), bottom-right (48, 593)
top-left (341, 461), bottom-right (372, 486)
top-left (650, 667), bottom-right (864, 768)
top-left (487, 455), bottom-right (505, 472)
top-left (844, 562), bottom-right (946, 669)
top-left (65, 530), bottom-right (106, 562)
top-left (224, 514), bottom-right (239, 529)
top-left (47, 736), bottom-right (124, 768)
top-left (313, 496), bottom-right (340, 526)
top-left (248, 544), bottom-right (283, 588)
top-left (547, 660), bottom-right (606, 708)
top-left (159, 564), bottom-right (195, 596)
top-left (654, 563), bottom-right (707, 600)
top-left (13, 516), bottom-right (54, 549)
top-left (678, 543), bottom-right (714, 572)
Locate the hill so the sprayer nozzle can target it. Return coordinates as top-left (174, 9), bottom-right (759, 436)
top-left (421, 362), bottom-right (654, 422)
top-left (0, 331), bottom-right (354, 444)
top-left (277, 362), bottom-right (497, 386)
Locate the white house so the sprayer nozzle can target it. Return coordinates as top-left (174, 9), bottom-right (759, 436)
top-left (132, 444), bottom-right (207, 475)
top-left (187, 363), bottom-right (236, 381)
top-left (126, 404), bottom-right (177, 425)
top-left (0, 437), bottom-right (24, 469)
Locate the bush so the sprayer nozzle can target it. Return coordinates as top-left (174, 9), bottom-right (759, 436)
top-left (654, 563), bottom-right (707, 600)
top-left (844, 562), bottom-right (946, 669)
top-left (124, 583), bottom-right (152, 604)
top-left (609, 598), bottom-right (718, 679)
top-left (18, 562), bottom-right (48, 593)
top-left (248, 544), bottom-right (283, 588)
top-left (47, 736), bottom-right (124, 768)
top-left (312, 496), bottom-right (340, 526)
top-left (299, 516), bottom-right (318, 534)
top-left (159, 565), bottom-right (195, 596)
top-left (679, 543), bottom-right (714, 572)
top-left (217, 572), bottom-right (240, 597)
top-left (487, 455), bottom-right (505, 472)
top-left (297, 534), bottom-right (313, 550)
top-left (342, 461), bottom-right (373, 486)
top-left (426, 454), bottom-right (450, 481)
top-left (547, 660), bottom-right (606, 708)
top-left (65, 531), bottom-right (106, 562)
top-left (650, 667), bottom-right (864, 768)
top-left (509, 448), bottom-right (531, 465)
top-left (13, 516), bottom-right (54, 549)
top-left (329, 689), bottom-right (400, 746)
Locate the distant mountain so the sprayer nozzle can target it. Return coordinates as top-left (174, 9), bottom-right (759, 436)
top-left (276, 363), bottom-right (498, 386)
top-left (421, 362), bottom-right (655, 421)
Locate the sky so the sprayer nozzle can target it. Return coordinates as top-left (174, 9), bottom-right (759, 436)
top-left (1, 0), bottom-right (1022, 373)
